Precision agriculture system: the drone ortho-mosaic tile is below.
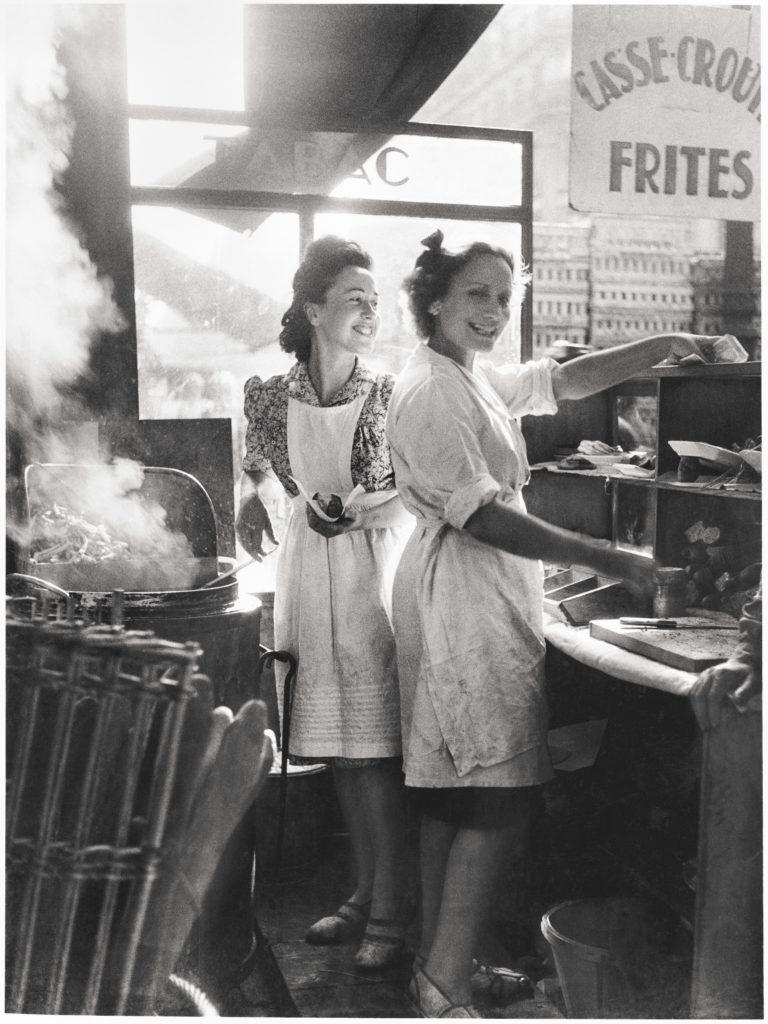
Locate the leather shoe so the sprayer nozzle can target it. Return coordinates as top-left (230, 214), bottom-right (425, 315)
top-left (408, 967), bottom-right (480, 1018)
top-left (354, 916), bottom-right (407, 971)
top-left (305, 899), bottom-right (370, 946)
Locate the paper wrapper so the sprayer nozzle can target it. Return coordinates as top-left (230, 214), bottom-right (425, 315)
top-left (290, 478), bottom-right (365, 523)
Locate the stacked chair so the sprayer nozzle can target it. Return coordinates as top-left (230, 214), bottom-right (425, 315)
top-left (6, 599), bottom-right (275, 1015)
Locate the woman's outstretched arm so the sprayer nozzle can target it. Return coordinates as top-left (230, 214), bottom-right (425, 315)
top-left (551, 333), bottom-right (719, 400)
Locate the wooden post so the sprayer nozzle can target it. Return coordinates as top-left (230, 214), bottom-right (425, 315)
top-left (56, 7), bottom-right (139, 418)
top-left (722, 221), bottom-right (759, 360)
top-left (691, 705), bottom-right (762, 1018)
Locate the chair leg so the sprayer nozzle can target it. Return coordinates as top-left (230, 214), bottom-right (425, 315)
top-left (251, 921), bottom-right (301, 1016)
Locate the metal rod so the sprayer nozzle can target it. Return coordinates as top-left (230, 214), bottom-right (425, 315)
top-left (127, 103), bottom-right (533, 143)
top-left (9, 656), bottom-right (80, 1011)
top-left (45, 695), bottom-right (119, 1013)
top-left (197, 556), bottom-right (258, 589)
top-left (6, 681), bottom-right (42, 841)
top-left (6, 573), bottom-right (71, 601)
top-left (111, 590), bottom-right (125, 628)
top-left (131, 185), bottom-right (527, 222)
top-left (82, 683), bottom-right (155, 1014)
top-left (115, 669), bottom-right (195, 1015)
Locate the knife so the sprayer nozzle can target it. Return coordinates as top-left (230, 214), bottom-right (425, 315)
top-left (619, 617), bottom-right (739, 630)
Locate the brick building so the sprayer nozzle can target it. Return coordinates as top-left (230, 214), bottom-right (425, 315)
top-left (417, 6), bottom-right (760, 352)
top-left (691, 256), bottom-right (762, 347)
top-left (589, 219), bottom-right (696, 348)
top-left (531, 223), bottom-right (590, 355)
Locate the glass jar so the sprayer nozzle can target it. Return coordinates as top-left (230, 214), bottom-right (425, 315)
top-left (653, 567), bottom-right (687, 618)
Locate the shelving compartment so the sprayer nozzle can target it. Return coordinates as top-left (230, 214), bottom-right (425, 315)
top-left (523, 391), bottom-right (610, 466)
top-left (656, 373), bottom-right (761, 477)
top-left (612, 479), bottom-right (656, 553)
top-left (655, 488), bottom-right (762, 615)
top-left (524, 471), bottom-right (612, 538)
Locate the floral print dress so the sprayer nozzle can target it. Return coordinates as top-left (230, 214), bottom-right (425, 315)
top-left (243, 359), bottom-right (411, 761)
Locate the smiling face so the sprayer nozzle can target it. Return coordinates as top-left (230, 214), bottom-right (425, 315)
top-left (306, 265), bottom-right (380, 356)
top-left (432, 254), bottom-right (513, 361)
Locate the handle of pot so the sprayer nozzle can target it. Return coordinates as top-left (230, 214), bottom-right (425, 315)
top-left (6, 572), bottom-right (71, 600)
top-left (256, 646), bottom-right (297, 880)
top-left (195, 556), bottom-right (238, 590)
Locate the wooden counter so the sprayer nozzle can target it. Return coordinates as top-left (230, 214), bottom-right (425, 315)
top-left (544, 615), bottom-right (698, 696)
top-left (543, 616), bottom-right (762, 1019)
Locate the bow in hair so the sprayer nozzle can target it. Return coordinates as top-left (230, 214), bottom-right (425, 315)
top-left (421, 229), bottom-right (444, 252)
top-left (416, 229), bottom-right (447, 270)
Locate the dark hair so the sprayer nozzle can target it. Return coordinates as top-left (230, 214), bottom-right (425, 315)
top-left (403, 229), bottom-right (519, 339)
top-left (279, 236), bottom-right (373, 362)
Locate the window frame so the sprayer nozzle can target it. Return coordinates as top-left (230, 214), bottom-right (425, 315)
top-left (128, 105), bottom-right (534, 359)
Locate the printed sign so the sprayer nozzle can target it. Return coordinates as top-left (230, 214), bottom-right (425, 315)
top-left (569, 5), bottom-right (760, 219)
top-left (130, 122), bottom-right (523, 208)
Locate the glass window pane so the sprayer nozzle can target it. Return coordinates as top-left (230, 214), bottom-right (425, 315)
top-left (615, 483), bottom-right (656, 554)
top-left (330, 135), bottom-right (522, 206)
top-left (126, 6), bottom-right (244, 109)
top-left (314, 214), bottom-right (525, 374)
top-left (133, 206), bottom-right (299, 467)
top-left (129, 121), bottom-right (250, 188)
top-left (616, 394), bottom-right (658, 451)
top-left (129, 123), bottom-right (522, 207)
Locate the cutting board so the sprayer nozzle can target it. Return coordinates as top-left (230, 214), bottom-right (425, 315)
top-left (590, 617), bottom-right (739, 672)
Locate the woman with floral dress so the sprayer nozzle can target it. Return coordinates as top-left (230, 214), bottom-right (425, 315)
top-left (236, 236), bottom-right (412, 970)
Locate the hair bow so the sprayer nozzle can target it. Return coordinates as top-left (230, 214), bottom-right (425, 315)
top-left (420, 229), bottom-right (444, 252)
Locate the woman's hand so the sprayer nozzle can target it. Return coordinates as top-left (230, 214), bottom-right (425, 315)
top-left (689, 659), bottom-right (759, 729)
top-left (602, 545), bottom-right (657, 605)
top-left (666, 333), bottom-right (719, 363)
top-left (235, 493), bottom-right (277, 560)
top-left (305, 504), bottom-right (362, 538)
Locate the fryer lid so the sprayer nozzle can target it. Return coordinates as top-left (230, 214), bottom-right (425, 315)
top-left (23, 463), bottom-right (221, 591)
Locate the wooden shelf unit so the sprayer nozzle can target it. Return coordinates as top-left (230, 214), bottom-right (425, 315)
top-left (529, 362), bottom-right (762, 1018)
top-left (523, 361), bottom-right (762, 571)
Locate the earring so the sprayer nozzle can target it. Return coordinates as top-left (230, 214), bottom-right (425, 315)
top-left (429, 301), bottom-right (442, 315)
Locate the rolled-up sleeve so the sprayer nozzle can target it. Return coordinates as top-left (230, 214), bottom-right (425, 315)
top-left (389, 379), bottom-right (500, 529)
top-left (242, 376), bottom-right (271, 473)
top-left (482, 357), bottom-right (559, 417)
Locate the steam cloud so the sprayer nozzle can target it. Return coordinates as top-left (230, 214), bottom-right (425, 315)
top-left (6, 9), bottom-right (199, 587)
top-left (6, 5), bottom-right (123, 438)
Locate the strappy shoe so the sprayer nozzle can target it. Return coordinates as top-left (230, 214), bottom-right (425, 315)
top-left (408, 967), bottom-right (481, 1018)
top-left (353, 915), bottom-right (408, 971)
top-left (470, 958), bottom-right (534, 1005)
top-left (304, 899), bottom-right (370, 946)
top-left (414, 954), bottom-right (532, 1007)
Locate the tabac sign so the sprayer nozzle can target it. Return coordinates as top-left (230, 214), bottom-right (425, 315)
top-left (569, 5), bottom-right (760, 219)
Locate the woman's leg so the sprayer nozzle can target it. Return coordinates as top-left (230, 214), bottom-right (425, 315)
top-left (305, 765), bottom-right (377, 943)
top-left (417, 814), bottom-right (456, 961)
top-left (332, 763), bottom-right (375, 904)
top-left (425, 802), bottom-right (533, 1004)
top-left (350, 763), bottom-right (411, 968)
top-left (356, 762), bottom-right (408, 920)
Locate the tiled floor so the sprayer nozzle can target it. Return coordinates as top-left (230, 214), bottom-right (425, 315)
top-left (222, 833), bottom-right (564, 1018)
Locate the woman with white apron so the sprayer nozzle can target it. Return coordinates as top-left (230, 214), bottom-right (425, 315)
top-left (387, 230), bottom-right (716, 1016)
top-left (236, 237), bottom-right (412, 971)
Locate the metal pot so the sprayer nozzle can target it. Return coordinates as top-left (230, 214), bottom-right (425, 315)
top-left (22, 555), bottom-right (225, 593)
top-left (7, 563), bottom-right (241, 618)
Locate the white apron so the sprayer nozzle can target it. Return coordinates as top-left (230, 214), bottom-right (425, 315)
top-left (273, 390), bottom-right (407, 759)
